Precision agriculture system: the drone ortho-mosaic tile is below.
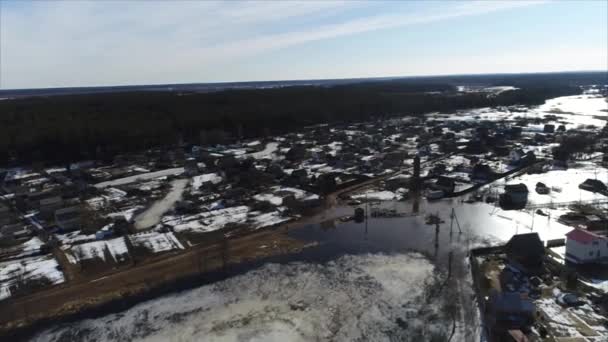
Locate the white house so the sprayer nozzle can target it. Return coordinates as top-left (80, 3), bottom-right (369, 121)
top-left (565, 229), bottom-right (608, 264)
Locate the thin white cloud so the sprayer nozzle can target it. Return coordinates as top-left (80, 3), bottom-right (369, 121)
top-left (189, 1), bottom-right (550, 64)
top-left (1, 0), bottom-right (592, 89)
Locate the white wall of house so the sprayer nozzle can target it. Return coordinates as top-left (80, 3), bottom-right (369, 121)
top-left (566, 237), bottom-right (608, 263)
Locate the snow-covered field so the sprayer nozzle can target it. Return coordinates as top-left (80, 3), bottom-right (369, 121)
top-left (64, 237), bottom-right (129, 264)
top-left (129, 231), bottom-right (184, 253)
top-left (162, 205), bottom-right (292, 233)
top-left (31, 253), bottom-right (467, 342)
top-left (253, 186), bottom-right (319, 206)
top-left (191, 173), bottom-right (223, 194)
top-left (0, 255), bottom-right (65, 301)
top-left (352, 189), bottom-right (408, 201)
top-left (247, 142), bottom-right (279, 160)
top-left (94, 167), bottom-right (185, 189)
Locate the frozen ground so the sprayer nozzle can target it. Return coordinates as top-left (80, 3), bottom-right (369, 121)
top-left (0, 255), bottom-right (65, 301)
top-left (129, 231), bottom-right (184, 253)
top-left (352, 190), bottom-right (402, 201)
top-left (191, 173), bottom-right (223, 194)
top-left (253, 186), bottom-right (319, 206)
top-left (32, 253), bottom-right (471, 342)
top-left (162, 205), bottom-right (293, 233)
top-left (94, 167), bottom-right (185, 189)
top-left (247, 142), bottom-right (279, 160)
top-left (64, 237), bottom-right (129, 264)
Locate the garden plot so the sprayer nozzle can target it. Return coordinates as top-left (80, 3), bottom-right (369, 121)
top-left (56, 231), bottom-right (96, 248)
top-left (536, 297), bottom-right (608, 339)
top-left (129, 232), bottom-right (184, 253)
top-left (0, 255), bottom-right (65, 301)
top-left (0, 237), bottom-right (45, 261)
top-left (162, 205), bottom-right (293, 233)
top-left (64, 237), bottom-right (129, 264)
top-left (191, 173), bottom-right (223, 194)
top-left (253, 186), bottom-right (319, 206)
top-left (352, 189), bottom-right (407, 201)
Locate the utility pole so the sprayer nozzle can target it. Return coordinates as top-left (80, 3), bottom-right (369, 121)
top-left (450, 208), bottom-right (462, 235)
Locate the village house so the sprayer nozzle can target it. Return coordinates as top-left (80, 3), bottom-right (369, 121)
top-left (471, 164), bottom-right (495, 182)
top-left (433, 176), bottom-right (456, 194)
top-left (504, 232), bottom-right (545, 274)
top-left (500, 183), bottom-right (529, 208)
top-left (543, 124), bottom-right (555, 133)
top-left (565, 228), bottom-right (608, 264)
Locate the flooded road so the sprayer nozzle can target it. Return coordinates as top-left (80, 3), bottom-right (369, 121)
top-left (134, 179), bottom-right (188, 230)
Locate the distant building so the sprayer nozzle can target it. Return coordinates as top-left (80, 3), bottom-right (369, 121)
top-left (565, 229), bottom-right (608, 264)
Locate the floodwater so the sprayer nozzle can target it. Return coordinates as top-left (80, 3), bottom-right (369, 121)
top-left (134, 179), bottom-right (188, 230)
top-left (31, 94), bottom-right (608, 342)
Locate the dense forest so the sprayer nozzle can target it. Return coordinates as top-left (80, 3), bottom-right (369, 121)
top-left (0, 72), bottom-right (606, 165)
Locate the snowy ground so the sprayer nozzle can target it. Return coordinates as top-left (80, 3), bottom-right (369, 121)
top-left (64, 237), bottom-right (129, 264)
top-left (0, 255), bottom-right (65, 301)
top-left (31, 253), bottom-right (469, 342)
top-left (94, 167), bottom-right (184, 189)
top-left (253, 186), bottom-right (319, 206)
top-left (0, 236), bottom-right (45, 260)
top-left (247, 142), bottom-right (279, 160)
top-left (191, 173), bottom-right (223, 194)
top-left (162, 205), bottom-right (292, 233)
top-left (129, 231), bottom-right (184, 253)
top-left (351, 189), bottom-right (407, 201)
top-left (536, 291), bottom-right (608, 339)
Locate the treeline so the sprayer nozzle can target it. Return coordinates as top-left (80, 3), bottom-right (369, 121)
top-left (0, 74), bottom-right (600, 165)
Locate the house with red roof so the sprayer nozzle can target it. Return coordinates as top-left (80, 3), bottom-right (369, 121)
top-left (565, 228), bottom-right (608, 264)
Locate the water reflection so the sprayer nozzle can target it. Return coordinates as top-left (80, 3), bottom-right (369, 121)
top-left (289, 167), bottom-right (605, 273)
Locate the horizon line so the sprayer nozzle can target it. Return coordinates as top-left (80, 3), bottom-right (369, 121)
top-left (1, 69), bottom-right (606, 93)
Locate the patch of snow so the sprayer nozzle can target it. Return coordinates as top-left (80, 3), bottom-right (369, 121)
top-left (0, 255), bottom-right (65, 301)
top-left (30, 253), bottom-right (442, 341)
top-left (94, 167), bottom-right (184, 189)
top-left (191, 173), bottom-right (223, 194)
top-left (164, 206), bottom-right (250, 233)
top-left (352, 190), bottom-right (398, 201)
top-left (66, 237), bottom-right (129, 264)
top-left (129, 232), bottom-right (184, 253)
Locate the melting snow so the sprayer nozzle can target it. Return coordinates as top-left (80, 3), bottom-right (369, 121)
top-left (65, 237), bottom-right (129, 264)
top-left (0, 255), bottom-right (65, 301)
top-left (31, 253), bottom-right (444, 342)
top-left (129, 232), bottom-right (184, 253)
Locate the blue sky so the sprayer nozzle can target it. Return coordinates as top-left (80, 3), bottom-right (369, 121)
top-left (1, 0), bottom-right (606, 89)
